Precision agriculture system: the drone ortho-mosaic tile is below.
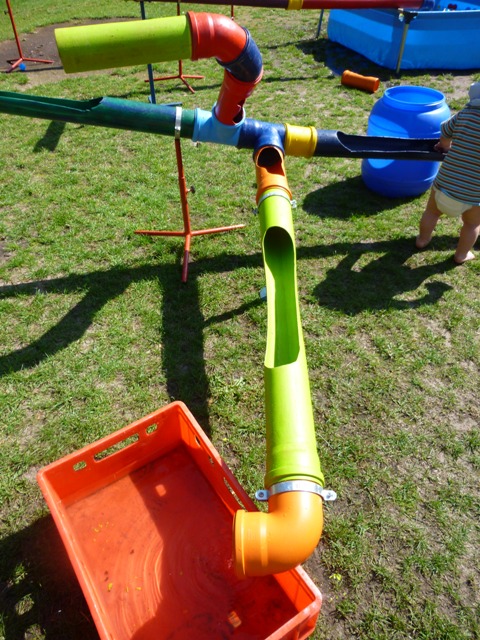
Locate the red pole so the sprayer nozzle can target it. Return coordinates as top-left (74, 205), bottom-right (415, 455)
top-left (145, 1), bottom-right (204, 94)
top-left (135, 109), bottom-right (244, 283)
top-left (4, 0), bottom-right (54, 72)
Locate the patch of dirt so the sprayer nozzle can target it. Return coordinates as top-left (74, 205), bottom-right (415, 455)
top-left (0, 19), bottom-right (130, 86)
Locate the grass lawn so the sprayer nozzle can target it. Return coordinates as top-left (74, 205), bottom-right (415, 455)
top-left (0, 2), bottom-right (479, 638)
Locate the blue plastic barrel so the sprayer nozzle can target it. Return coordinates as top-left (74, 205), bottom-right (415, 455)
top-left (362, 86), bottom-right (450, 198)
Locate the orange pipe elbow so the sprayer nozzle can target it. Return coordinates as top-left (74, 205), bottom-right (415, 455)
top-left (188, 12), bottom-right (247, 63)
top-left (215, 69), bottom-right (260, 125)
top-left (255, 146), bottom-right (291, 202)
top-left (233, 490), bottom-right (324, 578)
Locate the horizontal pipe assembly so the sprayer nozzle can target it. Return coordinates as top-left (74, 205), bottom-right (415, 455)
top-left (0, 92), bottom-right (444, 160)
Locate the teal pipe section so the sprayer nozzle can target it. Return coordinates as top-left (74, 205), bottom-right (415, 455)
top-left (258, 191), bottom-right (324, 488)
top-left (0, 92), bottom-right (196, 139)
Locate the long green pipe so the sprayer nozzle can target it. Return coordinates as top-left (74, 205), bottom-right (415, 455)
top-left (260, 192), bottom-right (323, 488)
top-left (234, 149), bottom-right (325, 577)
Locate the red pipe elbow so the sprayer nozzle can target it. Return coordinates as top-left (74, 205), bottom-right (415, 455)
top-left (215, 69), bottom-right (259, 124)
top-left (187, 12), bottom-right (263, 125)
top-left (188, 12), bottom-right (247, 64)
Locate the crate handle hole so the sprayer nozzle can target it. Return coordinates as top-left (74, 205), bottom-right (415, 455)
top-left (145, 423), bottom-right (158, 435)
top-left (94, 433), bottom-right (139, 461)
top-left (73, 460), bottom-right (87, 472)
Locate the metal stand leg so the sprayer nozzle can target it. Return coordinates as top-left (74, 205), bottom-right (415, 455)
top-left (143, 1), bottom-right (204, 94)
top-left (140, 1), bottom-right (157, 103)
top-left (316, 9), bottom-right (325, 39)
top-left (135, 109), bottom-right (244, 283)
top-left (395, 10), bottom-right (418, 75)
top-left (4, 0), bottom-right (54, 72)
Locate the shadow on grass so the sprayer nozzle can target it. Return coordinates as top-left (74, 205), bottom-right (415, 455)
top-left (33, 121), bottom-right (66, 153)
top-left (0, 237), bottom-right (456, 371)
top-left (0, 256), bottom-right (263, 433)
top-left (302, 176), bottom-right (418, 220)
top-left (312, 236), bottom-right (457, 314)
top-left (0, 516), bottom-right (97, 640)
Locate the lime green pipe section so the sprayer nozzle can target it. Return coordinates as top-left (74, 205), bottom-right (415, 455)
top-left (55, 16), bottom-right (192, 73)
top-left (259, 191), bottom-right (324, 489)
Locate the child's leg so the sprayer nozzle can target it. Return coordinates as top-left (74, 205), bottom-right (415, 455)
top-left (455, 206), bottom-right (480, 264)
top-left (416, 189), bottom-right (442, 249)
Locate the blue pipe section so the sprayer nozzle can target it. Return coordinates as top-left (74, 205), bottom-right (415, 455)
top-left (238, 118), bottom-right (285, 154)
top-left (192, 107), bottom-right (285, 154)
top-left (217, 29), bottom-right (263, 83)
top-left (193, 106), bottom-right (245, 146)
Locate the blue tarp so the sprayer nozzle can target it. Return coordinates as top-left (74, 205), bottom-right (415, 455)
top-left (327, 4), bottom-right (480, 71)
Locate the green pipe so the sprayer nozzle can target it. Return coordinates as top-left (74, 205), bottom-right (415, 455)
top-left (55, 15), bottom-right (192, 73)
top-left (258, 190), bottom-right (324, 488)
top-left (0, 92), bottom-right (196, 139)
top-left (233, 186), bottom-right (325, 577)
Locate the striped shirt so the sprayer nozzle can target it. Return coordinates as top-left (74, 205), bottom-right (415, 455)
top-left (434, 105), bottom-right (480, 205)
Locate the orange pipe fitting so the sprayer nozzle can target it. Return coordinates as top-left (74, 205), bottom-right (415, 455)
top-left (234, 490), bottom-right (324, 578)
top-left (255, 146), bottom-right (291, 202)
top-left (188, 11), bottom-right (247, 64)
top-left (341, 69), bottom-right (380, 93)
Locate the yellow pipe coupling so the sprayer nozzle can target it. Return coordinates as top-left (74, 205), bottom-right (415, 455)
top-left (284, 123), bottom-right (317, 157)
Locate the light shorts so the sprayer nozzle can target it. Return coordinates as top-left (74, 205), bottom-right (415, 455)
top-left (433, 187), bottom-right (473, 219)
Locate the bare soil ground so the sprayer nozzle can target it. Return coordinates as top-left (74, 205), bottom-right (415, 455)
top-left (0, 20), bottom-right (125, 85)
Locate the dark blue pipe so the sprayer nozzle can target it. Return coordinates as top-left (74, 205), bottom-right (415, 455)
top-left (238, 117), bottom-right (285, 154)
top-left (217, 29), bottom-right (263, 83)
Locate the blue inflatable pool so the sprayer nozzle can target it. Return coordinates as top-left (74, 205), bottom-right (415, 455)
top-left (327, 2), bottom-right (480, 70)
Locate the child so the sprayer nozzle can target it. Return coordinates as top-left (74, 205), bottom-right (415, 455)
top-left (416, 81), bottom-right (480, 264)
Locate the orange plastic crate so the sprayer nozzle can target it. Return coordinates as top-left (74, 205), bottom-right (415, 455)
top-left (37, 401), bottom-right (322, 640)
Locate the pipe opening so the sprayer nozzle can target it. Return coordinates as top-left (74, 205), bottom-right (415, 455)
top-left (232, 107), bottom-right (245, 124)
top-left (263, 227), bottom-right (299, 367)
top-left (256, 146), bottom-right (282, 167)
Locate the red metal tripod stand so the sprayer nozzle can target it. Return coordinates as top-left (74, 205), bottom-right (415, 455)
top-left (135, 118), bottom-right (244, 283)
top-left (143, 1), bottom-right (204, 94)
top-left (4, 0), bottom-right (54, 72)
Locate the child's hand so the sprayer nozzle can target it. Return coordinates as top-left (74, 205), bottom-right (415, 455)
top-left (434, 137), bottom-right (452, 153)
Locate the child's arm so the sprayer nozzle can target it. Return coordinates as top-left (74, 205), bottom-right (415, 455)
top-left (437, 111), bottom-right (459, 152)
